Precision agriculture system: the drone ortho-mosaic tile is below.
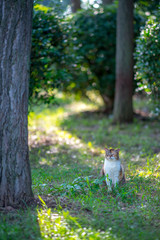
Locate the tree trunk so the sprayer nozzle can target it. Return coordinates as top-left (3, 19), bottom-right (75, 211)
top-left (0, 0), bottom-right (33, 207)
top-left (71, 0), bottom-right (81, 13)
top-left (113, 0), bottom-right (134, 123)
top-left (102, 0), bottom-right (113, 5)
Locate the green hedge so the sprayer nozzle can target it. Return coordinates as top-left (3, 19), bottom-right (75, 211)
top-left (135, 10), bottom-right (160, 114)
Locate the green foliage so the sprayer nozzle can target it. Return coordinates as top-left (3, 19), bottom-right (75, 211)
top-left (35, 0), bottom-right (70, 14)
top-left (30, 4), bottom-right (145, 106)
top-left (134, 0), bottom-right (160, 15)
top-left (30, 4), bottom-right (66, 102)
top-left (67, 6), bottom-right (117, 104)
top-left (64, 5), bottom-right (145, 108)
top-left (135, 9), bottom-right (160, 114)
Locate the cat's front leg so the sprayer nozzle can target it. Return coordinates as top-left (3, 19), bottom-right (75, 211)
top-left (113, 175), bottom-right (119, 188)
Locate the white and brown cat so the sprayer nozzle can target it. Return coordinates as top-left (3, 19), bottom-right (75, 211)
top-left (100, 148), bottom-right (125, 191)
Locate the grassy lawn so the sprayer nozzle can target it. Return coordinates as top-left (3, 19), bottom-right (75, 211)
top-left (0, 94), bottom-right (160, 240)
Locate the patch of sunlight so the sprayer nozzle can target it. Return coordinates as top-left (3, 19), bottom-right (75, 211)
top-left (86, 90), bottom-right (104, 106)
top-left (100, 149), bottom-right (105, 154)
top-left (138, 170), bottom-right (152, 177)
top-left (37, 207), bottom-right (116, 240)
top-left (28, 101), bottom-right (103, 152)
top-left (34, 4), bottom-right (50, 13)
top-left (55, 128), bottom-right (104, 163)
top-left (88, 141), bottom-right (92, 148)
top-left (28, 99), bottom-right (107, 167)
top-left (136, 169), bottom-right (155, 178)
top-left (55, 129), bottom-right (84, 149)
top-left (28, 107), bottom-right (65, 132)
top-left (155, 172), bottom-right (160, 178)
top-left (39, 157), bottom-right (52, 166)
top-left (28, 100), bottom-right (98, 133)
top-left (67, 101), bottom-right (99, 114)
top-left (87, 141), bottom-right (103, 157)
top-left (135, 154), bottom-right (160, 178)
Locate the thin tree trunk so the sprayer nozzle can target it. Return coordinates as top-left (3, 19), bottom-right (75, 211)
top-left (71, 0), bottom-right (81, 13)
top-left (113, 0), bottom-right (134, 123)
top-left (0, 0), bottom-right (33, 207)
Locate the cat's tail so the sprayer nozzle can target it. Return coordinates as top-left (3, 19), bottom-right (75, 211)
top-left (100, 165), bottom-right (105, 176)
top-left (119, 165), bottom-right (126, 184)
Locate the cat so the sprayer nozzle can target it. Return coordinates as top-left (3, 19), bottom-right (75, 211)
top-left (100, 148), bottom-right (125, 191)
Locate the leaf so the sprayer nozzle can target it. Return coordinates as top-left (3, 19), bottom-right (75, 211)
top-left (38, 195), bottom-right (47, 206)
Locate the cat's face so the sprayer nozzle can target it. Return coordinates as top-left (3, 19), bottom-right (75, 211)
top-left (105, 148), bottom-right (120, 160)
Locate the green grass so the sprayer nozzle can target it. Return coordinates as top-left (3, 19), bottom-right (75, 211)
top-left (0, 94), bottom-right (160, 240)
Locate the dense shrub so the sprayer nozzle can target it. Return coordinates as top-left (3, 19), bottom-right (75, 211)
top-left (64, 5), bottom-right (145, 110)
top-left (62, 6), bottom-right (116, 111)
top-left (30, 4), bottom-right (144, 108)
top-left (30, 4), bottom-right (67, 102)
top-left (135, 10), bottom-right (160, 114)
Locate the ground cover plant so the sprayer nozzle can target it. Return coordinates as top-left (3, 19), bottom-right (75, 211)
top-left (0, 94), bottom-right (160, 240)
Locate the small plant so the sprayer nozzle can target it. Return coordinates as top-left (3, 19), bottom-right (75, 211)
top-left (57, 176), bottom-right (105, 197)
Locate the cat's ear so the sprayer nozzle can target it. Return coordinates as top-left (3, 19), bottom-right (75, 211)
top-left (115, 149), bottom-right (120, 156)
top-left (104, 148), bottom-right (110, 154)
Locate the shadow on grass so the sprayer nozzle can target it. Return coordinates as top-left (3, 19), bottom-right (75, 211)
top-left (59, 110), bottom-right (160, 156)
top-left (29, 94), bottom-right (75, 112)
top-left (0, 207), bottom-right (42, 240)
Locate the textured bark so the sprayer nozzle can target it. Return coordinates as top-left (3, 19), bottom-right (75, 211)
top-left (0, 0), bottom-right (33, 207)
top-left (102, 0), bottom-right (113, 5)
top-left (71, 0), bottom-right (81, 13)
top-left (113, 0), bottom-right (134, 123)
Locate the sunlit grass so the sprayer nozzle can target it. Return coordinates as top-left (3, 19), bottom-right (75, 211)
top-left (37, 206), bottom-right (115, 240)
top-left (0, 93), bottom-right (159, 240)
top-left (27, 94), bottom-right (160, 240)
